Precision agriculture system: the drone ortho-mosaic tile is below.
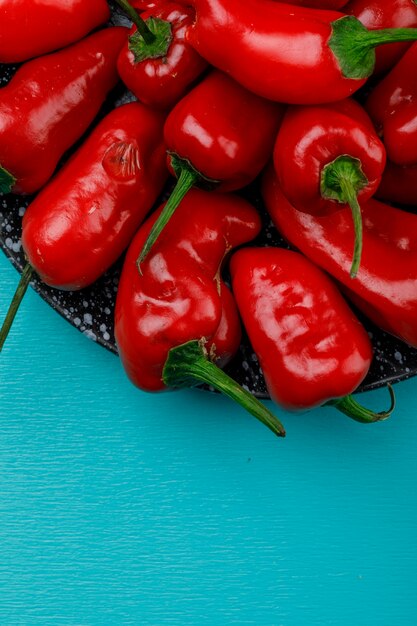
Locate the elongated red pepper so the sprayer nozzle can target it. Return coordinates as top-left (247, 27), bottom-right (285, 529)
top-left (137, 69), bottom-right (282, 265)
top-left (345, 0), bottom-right (417, 74)
top-left (262, 167), bottom-right (417, 349)
top-left (273, 99), bottom-right (386, 277)
top-left (0, 102), bottom-right (167, 350)
top-left (230, 248), bottom-right (394, 422)
top-left (117, 1), bottom-right (207, 109)
top-left (180, 0), bottom-right (417, 104)
top-left (0, 28), bottom-right (127, 196)
top-left (0, 0), bottom-right (110, 63)
top-left (376, 161), bottom-right (417, 206)
top-left (280, 0), bottom-right (348, 7)
top-left (115, 188), bottom-right (285, 437)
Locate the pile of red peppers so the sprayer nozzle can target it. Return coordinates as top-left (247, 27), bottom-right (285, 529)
top-left (6, 0), bottom-right (417, 439)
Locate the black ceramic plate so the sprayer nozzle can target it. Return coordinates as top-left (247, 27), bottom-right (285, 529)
top-left (2, 3), bottom-right (417, 398)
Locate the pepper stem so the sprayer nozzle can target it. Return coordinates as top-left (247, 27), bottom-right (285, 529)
top-left (0, 164), bottom-right (16, 195)
top-left (329, 16), bottom-right (417, 80)
top-left (0, 263), bottom-right (34, 352)
top-left (163, 339), bottom-right (286, 437)
top-left (330, 384), bottom-right (396, 424)
top-left (114, 0), bottom-right (156, 45)
top-left (321, 155), bottom-right (367, 278)
top-left (137, 165), bottom-right (199, 272)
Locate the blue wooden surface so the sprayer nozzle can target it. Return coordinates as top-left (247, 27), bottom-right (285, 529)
top-left (1, 253), bottom-right (416, 626)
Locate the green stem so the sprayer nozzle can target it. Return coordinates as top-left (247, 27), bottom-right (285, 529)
top-left (330, 16), bottom-right (417, 80)
top-left (137, 167), bottom-right (198, 272)
top-left (163, 340), bottom-right (286, 437)
top-left (0, 264), bottom-right (34, 352)
top-left (0, 164), bottom-right (16, 195)
top-left (339, 177), bottom-right (363, 279)
top-left (320, 155), bottom-right (367, 278)
top-left (330, 384), bottom-right (396, 424)
top-left (114, 0), bottom-right (156, 45)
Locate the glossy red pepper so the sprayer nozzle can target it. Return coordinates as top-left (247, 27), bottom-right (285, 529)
top-left (0, 28), bottom-right (127, 196)
top-left (345, 0), bottom-right (417, 74)
top-left (376, 161), bottom-right (417, 206)
top-left (0, 102), bottom-right (167, 350)
top-left (0, 0), bottom-right (110, 63)
top-left (230, 247), bottom-right (394, 423)
top-left (279, 0), bottom-right (348, 7)
top-left (117, 1), bottom-right (207, 109)
top-left (262, 166), bottom-right (417, 349)
top-left (273, 99), bottom-right (386, 277)
top-left (180, 0), bottom-right (417, 104)
top-left (366, 42), bottom-right (417, 166)
top-left (115, 189), bottom-right (286, 437)
top-left (129, 0), bottom-right (160, 9)
top-left (137, 69), bottom-right (282, 265)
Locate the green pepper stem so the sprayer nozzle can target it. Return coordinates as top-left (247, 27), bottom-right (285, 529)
top-left (114, 0), bottom-right (156, 45)
top-left (320, 155), bottom-right (367, 279)
top-left (330, 384), bottom-right (396, 424)
top-left (330, 16), bottom-right (417, 80)
top-left (137, 167), bottom-right (198, 272)
top-left (163, 340), bottom-right (286, 437)
top-left (0, 263), bottom-right (34, 352)
top-left (0, 164), bottom-right (17, 195)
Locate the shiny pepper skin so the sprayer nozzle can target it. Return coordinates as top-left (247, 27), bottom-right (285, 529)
top-left (115, 189), bottom-right (260, 392)
top-left (117, 2), bottom-right (207, 110)
top-left (22, 102), bottom-right (167, 290)
top-left (230, 248), bottom-right (372, 410)
top-left (178, 0), bottom-right (417, 104)
top-left (345, 0), bottom-right (417, 74)
top-left (262, 167), bottom-right (417, 349)
top-left (279, 0), bottom-right (348, 7)
top-left (0, 28), bottom-right (127, 195)
top-left (0, 0), bottom-right (110, 63)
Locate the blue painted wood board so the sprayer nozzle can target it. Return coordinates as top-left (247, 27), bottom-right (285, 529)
top-left (1, 253), bottom-right (416, 625)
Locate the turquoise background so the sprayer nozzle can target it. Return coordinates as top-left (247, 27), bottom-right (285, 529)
top-left (1, 253), bottom-right (416, 625)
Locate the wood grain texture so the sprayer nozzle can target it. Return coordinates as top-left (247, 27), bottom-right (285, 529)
top-left (1, 254), bottom-right (416, 625)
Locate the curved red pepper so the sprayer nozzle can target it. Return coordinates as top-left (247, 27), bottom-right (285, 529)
top-left (117, 2), bottom-right (207, 109)
top-left (0, 0), bottom-right (110, 63)
top-left (115, 189), bottom-right (285, 437)
top-left (377, 161), bottom-right (417, 206)
top-left (345, 0), bottom-right (417, 74)
top-left (230, 247), bottom-right (393, 423)
top-left (22, 102), bottom-right (167, 290)
top-left (180, 0), bottom-right (417, 104)
top-left (0, 28), bottom-right (127, 196)
top-left (273, 99), bottom-right (386, 277)
top-left (262, 166), bottom-right (417, 349)
top-left (137, 69), bottom-right (283, 264)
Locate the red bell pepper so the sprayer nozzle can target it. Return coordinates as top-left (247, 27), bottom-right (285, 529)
top-left (273, 99), bottom-right (386, 277)
top-left (345, 0), bottom-right (417, 74)
top-left (0, 0), bottom-right (110, 63)
top-left (115, 188), bottom-right (286, 437)
top-left (117, 0), bottom-right (207, 109)
top-left (230, 247), bottom-right (394, 422)
top-left (0, 27), bottom-right (127, 196)
top-left (0, 102), bottom-right (167, 350)
top-left (180, 0), bottom-right (417, 104)
top-left (376, 161), bottom-right (417, 206)
top-left (262, 166), bottom-right (417, 349)
top-left (137, 69), bottom-right (282, 265)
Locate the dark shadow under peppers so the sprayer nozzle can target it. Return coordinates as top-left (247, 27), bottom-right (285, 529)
top-left (376, 161), bottom-right (417, 206)
top-left (0, 0), bottom-right (110, 63)
top-left (0, 102), bottom-right (167, 351)
top-left (181, 0), bottom-right (417, 104)
top-left (115, 188), bottom-right (286, 438)
top-left (262, 166), bottom-right (417, 350)
top-left (116, 0), bottom-right (207, 109)
top-left (137, 69), bottom-right (283, 266)
top-left (230, 247), bottom-right (394, 423)
top-left (0, 27), bottom-right (127, 196)
top-left (273, 99), bottom-right (386, 277)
